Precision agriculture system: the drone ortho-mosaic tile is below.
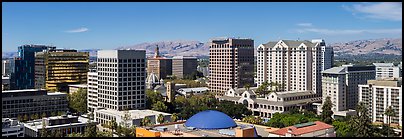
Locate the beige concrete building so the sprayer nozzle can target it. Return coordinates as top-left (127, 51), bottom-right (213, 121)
top-left (373, 63), bottom-right (401, 79)
top-left (209, 38), bottom-right (254, 96)
top-left (267, 121), bottom-right (335, 137)
top-left (219, 88), bottom-right (321, 118)
top-left (321, 65), bottom-right (375, 112)
top-left (172, 56), bottom-right (197, 79)
top-left (256, 39), bottom-right (332, 96)
top-left (358, 78), bottom-right (402, 126)
top-left (147, 46), bottom-right (172, 79)
top-left (68, 84), bottom-right (87, 94)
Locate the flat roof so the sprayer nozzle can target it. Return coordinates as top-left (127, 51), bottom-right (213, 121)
top-left (68, 84), bottom-right (88, 88)
top-left (23, 116), bottom-right (91, 131)
top-left (153, 122), bottom-right (266, 137)
top-left (178, 87), bottom-right (209, 92)
top-left (268, 121), bottom-right (333, 136)
top-left (95, 109), bottom-right (171, 119)
top-left (2, 89), bottom-right (46, 93)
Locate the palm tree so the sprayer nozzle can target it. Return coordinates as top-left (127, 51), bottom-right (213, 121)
top-left (141, 117), bottom-right (152, 126)
top-left (157, 114), bottom-right (164, 124)
top-left (384, 106), bottom-right (395, 137)
top-left (171, 113), bottom-right (179, 122)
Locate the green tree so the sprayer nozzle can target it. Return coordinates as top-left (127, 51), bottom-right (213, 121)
top-left (40, 120), bottom-right (49, 137)
top-left (58, 111), bottom-right (65, 116)
top-left (321, 96), bottom-right (333, 124)
top-left (41, 112), bottom-right (47, 118)
top-left (17, 115), bottom-right (23, 122)
top-left (54, 129), bottom-right (63, 137)
top-left (109, 119), bottom-right (118, 134)
top-left (332, 120), bottom-right (354, 137)
top-left (244, 83), bottom-right (251, 90)
top-left (67, 132), bottom-right (84, 137)
top-left (141, 116), bottom-right (152, 127)
top-left (51, 112), bottom-right (57, 116)
top-left (152, 101), bottom-right (168, 112)
top-left (171, 113), bottom-right (179, 122)
top-left (384, 106), bottom-right (395, 137)
top-left (350, 102), bottom-right (374, 137)
top-left (68, 88), bottom-right (87, 113)
top-left (119, 110), bottom-right (134, 137)
top-left (23, 114), bottom-right (29, 121)
top-left (157, 114), bottom-right (165, 124)
top-left (146, 89), bottom-right (164, 108)
top-left (84, 119), bottom-right (97, 137)
top-left (256, 81), bottom-right (270, 97)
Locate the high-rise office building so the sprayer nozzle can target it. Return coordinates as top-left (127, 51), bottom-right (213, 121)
top-left (321, 65), bottom-right (375, 111)
top-left (34, 49), bottom-right (89, 92)
top-left (146, 46), bottom-right (172, 79)
top-left (209, 38), bottom-right (254, 95)
top-left (97, 50), bottom-right (146, 111)
top-left (172, 56), bottom-right (198, 79)
top-left (373, 63), bottom-right (401, 79)
top-left (320, 43), bottom-right (334, 71)
top-left (10, 45), bottom-right (56, 90)
top-left (2, 59), bottom-right (11, 77)
top-left (358, 78), bottom-right (402, 127)
top-left (87, 69), bottom-right (98, 112)
top-left (256, 39), bottom-right (331, 95)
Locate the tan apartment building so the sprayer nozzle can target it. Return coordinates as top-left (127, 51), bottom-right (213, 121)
top-left (172, 56), bottom-right (197, 79)
top-left (256, 39), bottom-right (332, 96)
top-left (34, 49), bottom-right (89, 92)
top-left (358, 78), bottom-right (402, 126)
top-left (209, 38), bottom-right (254, 96)
top-left (147, 46), bottom-right (172, 79)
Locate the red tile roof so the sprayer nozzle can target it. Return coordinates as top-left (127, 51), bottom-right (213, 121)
top-left (269, 121), bottom-right (334, 136)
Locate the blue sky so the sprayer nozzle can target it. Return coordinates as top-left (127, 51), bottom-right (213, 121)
top-left (2, 2), bottom-right (402, 52)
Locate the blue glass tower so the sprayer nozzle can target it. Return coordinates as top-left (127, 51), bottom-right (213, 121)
top-left (10, 45), bottom-right (56, 90)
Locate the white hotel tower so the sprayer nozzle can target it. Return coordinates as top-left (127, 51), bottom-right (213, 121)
top-left (256, 39), bottom-right (333, 96)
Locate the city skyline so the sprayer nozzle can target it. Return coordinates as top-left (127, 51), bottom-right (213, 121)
top-left (2, 2), bottom-right (402, 52)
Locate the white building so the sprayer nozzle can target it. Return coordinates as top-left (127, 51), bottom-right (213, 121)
top-left (94, 109), bottom-right (172, 127)
top-left (177, 87), bottom-right (209, 97)
top-left (256, 39), bottom-right (333, 96)
top-left (2, 76), bottom-right (10, 91)
top-left (97, 50), bottom-right (146, 111)
top-left (321, 65), bottom-right (375, 112)
top-left (358, 78), bottom-right (402, 126)
top-left (219, 88), bottom-right (321, 118)
top-left (373, 63), bottom-right (401, 79)
top-left (23, 115), bottom-right (94, 137)
top-left (87, 69), bottom-right (98, 112)
top-left (2, 59), bottom-right (11, 77)
top-left (2, 118), bottom-right (24, 137)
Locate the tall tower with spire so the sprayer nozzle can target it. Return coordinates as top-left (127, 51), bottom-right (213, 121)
top-left (154, 45), bottom-right (160, 58)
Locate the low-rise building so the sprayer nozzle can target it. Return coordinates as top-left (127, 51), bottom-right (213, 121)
top-left (2, 89), bottom-right (68, 118)
top-left (135, 110), bottom-right (265, 137)
top-left (68, 84), bottom-right (87, 94)
top-left (219, 88), bottom-right (321, 118)
top-left (358, 78), bottom-right (402, 127)
top-left (267, 121), bottom-right (335, 137)
top-left (2, 118), bottom-right (24, 137)
top-left (23, 115), bottom-right (94, 137)
top-left (177, 87), bottom-right (209, 97)
top-left (94, 109), bottom-right (172, 127)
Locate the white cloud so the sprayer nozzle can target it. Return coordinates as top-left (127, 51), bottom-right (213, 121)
top-left (344, 2), bottom-right (402, 21)
top-left (65, 27), bottom-right (89, 33)
top-left (296, 23), bottom-right (313, 27)
top-left (297, 28), bottom-right (402, 35)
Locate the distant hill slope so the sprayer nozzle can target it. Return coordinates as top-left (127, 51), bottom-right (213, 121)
top-left (330, 38), bottom-right (402, 56)
top-left (2, 38), bottom-right (401, 59)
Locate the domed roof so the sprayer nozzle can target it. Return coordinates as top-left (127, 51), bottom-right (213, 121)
top-left (185, 110), bottom-right (237, 130)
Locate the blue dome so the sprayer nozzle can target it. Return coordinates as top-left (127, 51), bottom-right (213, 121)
top-left (185, 110), bottom-right (237, 130)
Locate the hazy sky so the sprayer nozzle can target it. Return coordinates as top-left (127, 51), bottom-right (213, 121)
top-left (2, 2), bottom-right (402, 52)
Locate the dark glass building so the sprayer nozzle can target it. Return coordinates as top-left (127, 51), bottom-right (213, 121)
top-left (10, 45), bottom-right (56, 90)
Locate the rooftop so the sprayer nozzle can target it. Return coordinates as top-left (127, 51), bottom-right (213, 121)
top-left (68, 84), bottom-right (88, 88)
top-left (269, 121), bottom-right (333, 136)
top-left (272, 90), bottom-right (315, 98)
top-left (95, 109), bottom-right (171, 119)
top-left (178, 87), bottom-right (209, 92)
top-left (373, 63), bottom-right (394, 67)
top-left (23, 115), bottom-right (91, 131)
